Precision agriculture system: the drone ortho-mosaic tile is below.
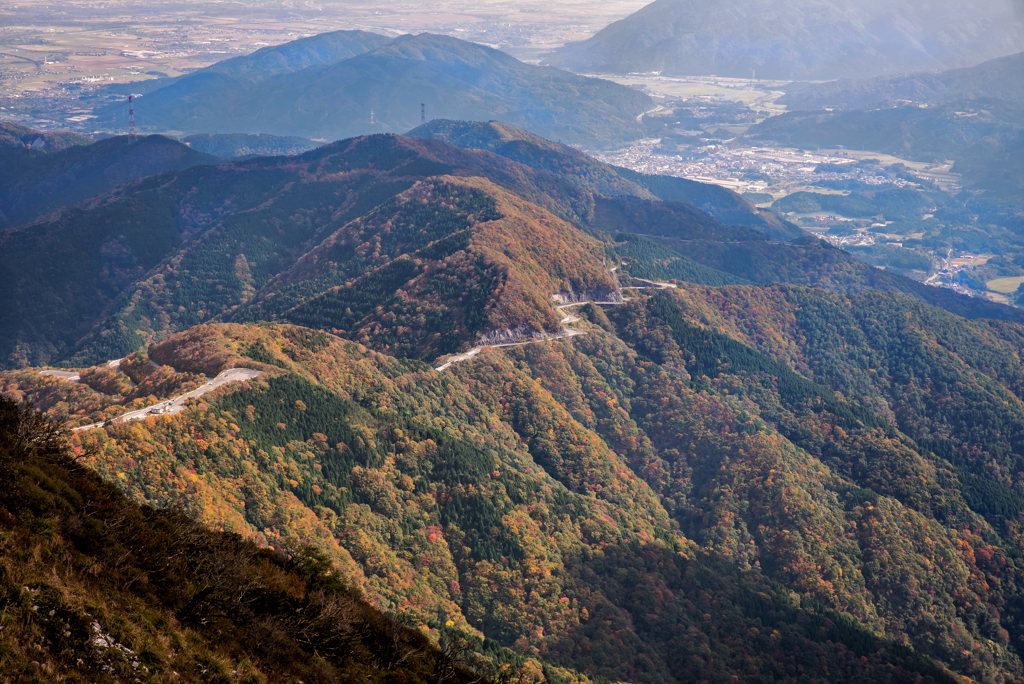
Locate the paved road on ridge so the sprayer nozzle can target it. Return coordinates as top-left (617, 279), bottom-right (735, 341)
top-left (39, 370), bottom-right (81, 381)
top-left (72, 367), bottom-right (262, 432)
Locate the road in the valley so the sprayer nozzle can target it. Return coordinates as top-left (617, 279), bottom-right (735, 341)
top-left (636, 105), bottom-right (667, 123)
top-left (621, 277), bottom-right (677, 290)
top-left (72, 367), bottom-right (262, 432)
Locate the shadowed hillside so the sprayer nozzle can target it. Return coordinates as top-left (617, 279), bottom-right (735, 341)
top-left (0, 134), bottom-right (221, 229)
top-left (0, 395), bottom-right (490, 683)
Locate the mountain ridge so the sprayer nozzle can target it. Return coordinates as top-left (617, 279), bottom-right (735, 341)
top-left (106, 32), bottom-right (652, 148)
top-left (0, 133), bottom-right (221, 230)
top-left (407, 118), bottom-right (799, 238)
top-left (182, 132), bottom-right (321, 159)
top-left (2, 129), bottom-right (1021, 372)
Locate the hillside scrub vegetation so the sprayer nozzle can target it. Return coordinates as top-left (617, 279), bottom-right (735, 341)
top-left (0, 395), bottom-right (493, 683)
top-left (3, 319), bottom-right (993, 683)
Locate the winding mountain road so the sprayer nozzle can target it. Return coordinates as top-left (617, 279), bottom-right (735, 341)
top-left (39, 370), bottom-right (81, 382)
top-left (434, 264), bottom-right (631, 372)
top-left (637, 105), bottom-right (667, 123)
top-left (72, 367), bottom-right (262, 432)
top-left (621, 277), bottom-right (677, 290)
top-left (433, 328), bottom-right (588, 372)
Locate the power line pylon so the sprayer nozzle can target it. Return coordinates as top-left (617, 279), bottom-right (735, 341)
top-left (128, 95), bottom-right (136, 140)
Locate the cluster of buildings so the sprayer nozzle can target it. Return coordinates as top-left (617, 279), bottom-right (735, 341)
top-left (597, 140), bottom-right (919, 196)
top-left (815, 232), bottom-right (876, 248)
top-left (929, 281), bottom-right (977, 297)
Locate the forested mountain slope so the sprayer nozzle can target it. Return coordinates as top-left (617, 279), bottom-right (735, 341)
top-left (14, 277), bottom-right (1024, 681)
top-left (7, 124), bottom-right (1024, 679)
top-left (0, 134), bottom-right (220, 229)
top-left (0, 395), bottom-right (488, 683)
top-left (3, 319), bottom-right (979, 683)
top-left (2, 131), bottom-right (1020, 372)
top-left (234, 176), bottom-right (619, 359)
top-left (111, 33), bottom-right (652, 148)
top-left (0, 133), bottom-right (616, 369)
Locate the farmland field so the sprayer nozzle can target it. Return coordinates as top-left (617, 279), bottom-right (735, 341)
top-left (987, 276), bottom-right (1024, 293)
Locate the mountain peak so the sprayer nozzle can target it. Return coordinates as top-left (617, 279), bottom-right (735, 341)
top-left (371, 32), bottom-right (524, 67)
top-left (102, 31), bottom-right (652, 148)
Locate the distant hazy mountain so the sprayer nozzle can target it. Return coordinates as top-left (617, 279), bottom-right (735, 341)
top-left (550, 0), bottom-right (1024, 80)
top-left (748, 99), bottom-right (1024, 157)
top-left (781, 51), bottom-right (1024, 110)
top-left (182, 133), bottom-right (321, 159)
top-left (113, 33), bottom-right (653, 148)
top-left (0, 134), bottom-right (220, 229)
top-left (104, 30), bottom-right (393, 97)
top-left (747, 52), bottom-right (1024, 206)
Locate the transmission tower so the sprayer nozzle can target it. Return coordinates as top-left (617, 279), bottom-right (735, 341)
top-left (128, 95), bottom-right (136, 140)
top-left (421, 103), bottom-right (425, 125)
